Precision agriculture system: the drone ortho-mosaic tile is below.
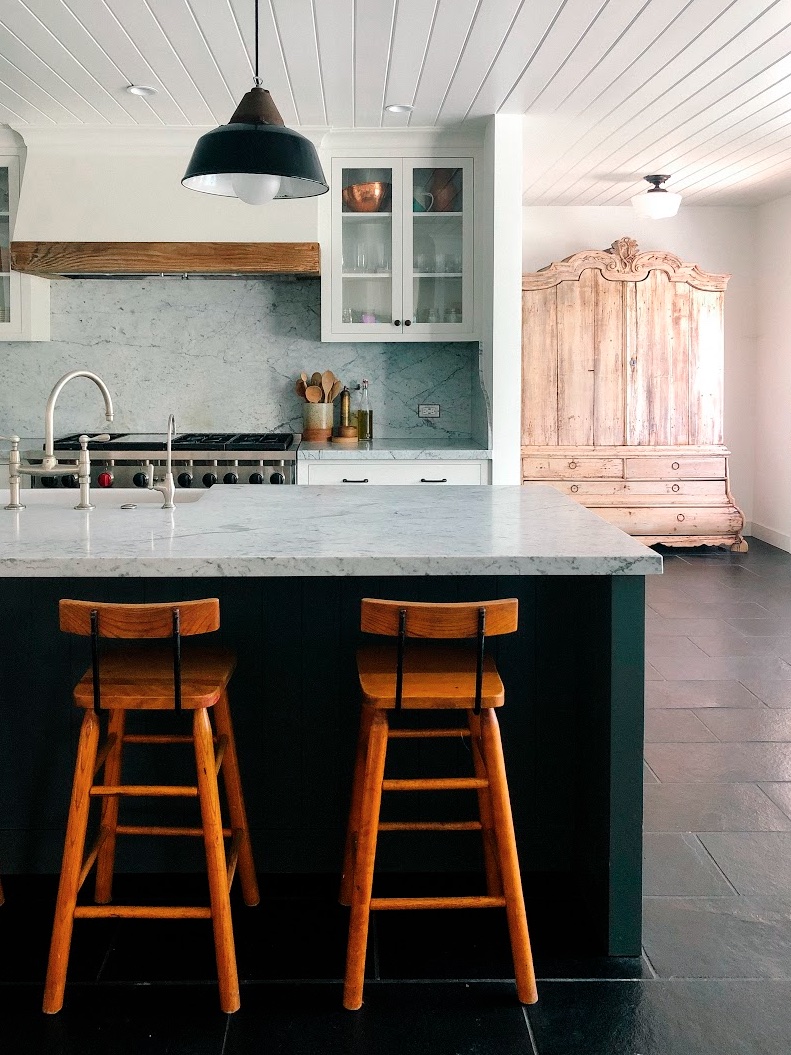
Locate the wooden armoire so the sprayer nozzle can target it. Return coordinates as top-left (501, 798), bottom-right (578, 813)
top-left (521, 237), bottom-right (745, 550)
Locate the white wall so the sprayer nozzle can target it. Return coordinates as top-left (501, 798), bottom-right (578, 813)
top-left (522, 206), bottom-right (757, 526)
top-left (753, 195), bottom-right (791, 550)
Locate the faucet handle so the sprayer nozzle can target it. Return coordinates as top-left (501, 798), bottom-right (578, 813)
top-left (0, 435), bottom-right (20, 446)
top-left (78, 433), bottom-right (111, 449)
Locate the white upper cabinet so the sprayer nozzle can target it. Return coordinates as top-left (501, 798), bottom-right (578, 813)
top-left (0, 155), bottom-right (49, 342)
top-left (322, 157), bottom-right (475, 342)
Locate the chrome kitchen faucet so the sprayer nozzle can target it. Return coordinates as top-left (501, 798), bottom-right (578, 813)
top-left (147, 413), bottom-right (176, 509)
top-left (2, 370), bottom-right (114, 510)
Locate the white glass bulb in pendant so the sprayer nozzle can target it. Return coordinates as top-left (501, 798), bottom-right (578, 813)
top-left (231, 172), bottom-right (282, 205)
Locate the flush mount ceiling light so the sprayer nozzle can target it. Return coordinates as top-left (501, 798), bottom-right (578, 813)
top-left (384, 103), bottom-right (413, 113)
top-left (126, 84), bottom-right (158, 97)
top-left (182, 0), bottom-right (327, 204)
top-left (631, 174), bottom-right (682, 220)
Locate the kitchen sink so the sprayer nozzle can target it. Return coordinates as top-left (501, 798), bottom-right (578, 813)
top-left (0, 488), bottom-right (205, 508)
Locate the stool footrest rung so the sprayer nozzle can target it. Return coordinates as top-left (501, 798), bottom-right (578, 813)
top-left (116, 825), bottom-right (232, 838)
top-left (382, 777), bottom-right (488, 791)
top-left (387, 728), bottom-right (470, 739)
top-left (123, 734), bottom-right (200, 745)
top-left (379, 821), bottom-right (482, 831)
top-left (73, 905), bottom-right (213, 920)
top-left (370, 896), bottom-right (507, 911)
top-left (90, 784), bottom-right (198, 797)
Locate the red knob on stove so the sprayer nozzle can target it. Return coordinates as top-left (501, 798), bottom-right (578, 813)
top-left (98, 472), bottom-right (114, 488)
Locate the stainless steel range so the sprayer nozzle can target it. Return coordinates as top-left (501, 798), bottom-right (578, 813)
top-left (25, 432), bottom-right (297, 489)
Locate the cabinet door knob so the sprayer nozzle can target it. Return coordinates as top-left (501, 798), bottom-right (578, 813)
top-left (671, 461), bottom-right (680, 470)
top-left (672, 484), bottom-right (680, 492)
top-left (568, 460), bottom-right (577, 469)
top-left (677, 513), bottom-right (685, 522)
top-left (393, 319), bottom-right (401, 327)
top-left (404, 318), bottom-right (412, 326)
top-left (570, 484), bottom-right (579, 493)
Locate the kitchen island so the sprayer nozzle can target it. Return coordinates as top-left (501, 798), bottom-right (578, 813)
top-left (0, 484), bottom-right (660, 957)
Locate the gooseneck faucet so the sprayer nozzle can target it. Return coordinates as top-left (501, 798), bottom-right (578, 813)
top-left (149, 413), bottom-right (176, 509)
top-left (42, 370), bottom-right (114, 471)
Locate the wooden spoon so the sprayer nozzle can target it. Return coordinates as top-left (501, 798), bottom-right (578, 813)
top-left (311, 372), bottom-right (323, 387)
top-left (300, 371), bottom-right (309, 386)
top-left (295, 378), bottom-right (307, 398)
top-left (305, 385), bottom-right (323, 403)
top-left (321, 370), bottom-right (335, 402)
top-left (328, 379), bottom-right (343, 402)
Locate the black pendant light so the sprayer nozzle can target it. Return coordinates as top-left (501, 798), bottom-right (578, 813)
top-left (182, 0), bottom-right (328, 204)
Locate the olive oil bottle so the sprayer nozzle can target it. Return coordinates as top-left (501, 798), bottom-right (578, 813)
top-left (357, 378), bottom-right (373, 440)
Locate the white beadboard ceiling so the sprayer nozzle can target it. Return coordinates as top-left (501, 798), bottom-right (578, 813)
top-left (2, 0), bottom-right (791, 205)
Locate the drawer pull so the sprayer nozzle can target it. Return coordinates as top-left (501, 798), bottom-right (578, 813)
top-left (677, 513), bottom-right (685, 522)
top-left (342, 478), bottom-right (369, 484)
top-left (672, 461), bottom-right (680, 470)
top-left (570, 484), bottom-right (579, 493)
top-left (672, 484), bottom-right (680, 493)
top-left (420, 478), bottom-right (448, 484)
top-left (568, 460), bottom-right (577, 469)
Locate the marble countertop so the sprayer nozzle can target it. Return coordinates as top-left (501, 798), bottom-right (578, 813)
top-left (297, 437), bottom-right (491, 461)
top-left (0, 484), bottom-right (662, 578)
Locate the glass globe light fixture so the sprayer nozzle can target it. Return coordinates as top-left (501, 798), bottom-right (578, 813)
top-left (631, 175), bottom-right (681, 220)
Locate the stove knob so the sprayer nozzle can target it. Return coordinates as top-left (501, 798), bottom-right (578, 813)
top-left (132, 472), bottom-right (149, 488)
top-left (249, 472), bottom-right (264, 485)
top-left (62, 474), bottom-right (79, 489)
top-left (223, 472), bottom-right (239, 485)
top-left (202, 472), bottom-right (217, 488)
top-left (97, 472), bottom-right (113, 489)
top-left (40, 476), bottom-right (58, 489)
top-left (177, 472), bottom-right (193, 488)
top-left (270, 472), bottom-right (285, 485)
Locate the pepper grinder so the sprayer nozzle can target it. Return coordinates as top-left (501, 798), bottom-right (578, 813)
top-left (332, 385), bottom-right (359, 443)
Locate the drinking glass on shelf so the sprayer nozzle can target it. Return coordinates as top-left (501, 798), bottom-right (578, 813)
top-left (427, 308), bottom-right (440, 324)
top-left (435, 253), bottom-right (447, 273)
top-left (415, 252), bottom-right (428, 273)
top-left (355, 245), bottom-right (367, 272)
top-left (342, 307), bottom-right (353, 324)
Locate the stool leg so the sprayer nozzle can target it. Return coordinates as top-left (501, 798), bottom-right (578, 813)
top-left (0, 876), bottom-right (4, 906)
top-left (343, 709), bottom-right (388, 1011)
top-left (214, 690), bottom-right (259, 907)
top-left (43, 709), bottom-right (101, 1014)
top-left (95, 708), bottom-right (125, 904)
top-left (480, 708), bottom-right (538, 1005)
top-left (468, 712), bottom-right (503, 897)
top-left (340, 705), bottom-right (374, 906)
top-left (193, 707), bottom-right (240, 1014)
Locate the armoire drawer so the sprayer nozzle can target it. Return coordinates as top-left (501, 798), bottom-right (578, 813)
top-left (521, 456), bottom-right (623, 480)
top-left (593, 505), bottom-right (743, 536)
top-left (548, 479), bottom-right (728, 500)
top-left (305, 461), bottom-right (484, 485)
top-left (624, 456), bottom-right (726, 480)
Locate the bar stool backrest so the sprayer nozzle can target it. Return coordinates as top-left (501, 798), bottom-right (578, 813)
top-left (59, 599), bottom-right (221, 715)
top-left (360, 598), bottom-right (518, 714)
top-left (360, 598), bottom-right (518, 639)
top-left (59, 599), bottom-right (220, 639)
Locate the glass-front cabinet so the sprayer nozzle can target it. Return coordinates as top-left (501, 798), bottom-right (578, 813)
top-left (325, 157), bottom-right (474, 341)
top-left (0, 155), bottom-right (49, 342)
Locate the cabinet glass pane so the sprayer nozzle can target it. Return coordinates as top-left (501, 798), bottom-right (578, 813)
top-left (0, 277), bottom-right (9, 324)
top-left (340, 167), bottom-right (393, 326)
top-left (412, 167), bottom-right (464, 324)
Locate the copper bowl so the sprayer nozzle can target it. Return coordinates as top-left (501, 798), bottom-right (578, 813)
top-left (342, 181), bottom-right (391, 212)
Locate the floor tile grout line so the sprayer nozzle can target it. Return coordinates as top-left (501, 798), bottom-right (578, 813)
top-left (755, 782), bottom-right (791, 823)
top-left (689, 834), bottom-right (741, 896)
top-left (522, 1004), bottom-right (541, 1055)
top-left (641, 947), bottom-right (658, 978)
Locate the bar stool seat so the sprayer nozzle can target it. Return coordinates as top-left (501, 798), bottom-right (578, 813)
top-left (43, 599), bottom-right (259, 1016)
top-left (341, 598), bottom-right (538, 1011)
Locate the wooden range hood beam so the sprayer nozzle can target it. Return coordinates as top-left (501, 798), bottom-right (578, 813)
top-left (10, 241), bottom-right (320, 277)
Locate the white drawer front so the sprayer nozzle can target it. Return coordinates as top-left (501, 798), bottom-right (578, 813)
top-left (306, 461), bottom-right (484, 485)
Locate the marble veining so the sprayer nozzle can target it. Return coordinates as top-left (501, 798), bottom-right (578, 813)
top-left (0, 279), bottom-right (485, 442)
top-left (297, 438), bottom-right (490, 460)
top-left (0, 484), bottom-right (662, 578)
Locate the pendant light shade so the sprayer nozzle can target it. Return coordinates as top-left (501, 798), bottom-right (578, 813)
top-left (182, 5), bottom-right (328, 203)
top-left (631, 175), bottom-right (681, 220)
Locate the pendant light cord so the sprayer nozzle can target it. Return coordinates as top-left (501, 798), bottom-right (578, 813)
top-left (254, 0), bottom-right (261, 86)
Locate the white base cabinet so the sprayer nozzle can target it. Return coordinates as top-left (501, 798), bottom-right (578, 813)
top-left (302, 461), bottom-right (486, 485)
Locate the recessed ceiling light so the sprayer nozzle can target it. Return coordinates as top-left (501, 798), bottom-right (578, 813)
top-left (126, 84), bottom-right (158, 97)
top-left (385, 103), bottom-right (413, 114)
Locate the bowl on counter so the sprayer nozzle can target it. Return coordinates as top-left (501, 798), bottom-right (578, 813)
top-left (342, 181), bottom-right (391, 212)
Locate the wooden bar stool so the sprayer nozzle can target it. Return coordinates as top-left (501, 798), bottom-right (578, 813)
top-left (43, 599), bottom-right (259, 1015)
top-left (340, 597), bottom-right (538, 1010)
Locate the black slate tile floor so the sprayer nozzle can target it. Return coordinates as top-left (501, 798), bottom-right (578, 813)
top-left (5, 538), bottom-right (791, 1053)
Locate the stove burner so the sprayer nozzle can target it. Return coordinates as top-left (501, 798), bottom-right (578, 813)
top-left (172, 433), bottom-right (293, 451)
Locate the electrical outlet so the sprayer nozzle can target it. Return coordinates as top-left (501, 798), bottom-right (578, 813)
top-left (418, 404), bottom-right (441, 418)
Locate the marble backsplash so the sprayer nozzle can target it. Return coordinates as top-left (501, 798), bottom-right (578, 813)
top-left (0, 278), bottom-right (487, 442)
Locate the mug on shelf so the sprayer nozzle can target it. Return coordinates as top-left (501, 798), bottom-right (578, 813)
top-left (413, 191), bottom-right (434, 212)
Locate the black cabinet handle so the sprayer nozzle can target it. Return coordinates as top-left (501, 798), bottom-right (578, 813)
top-left (404, 319), bottom-right (411, 326)
top-left (342, 478), bottom-right (369, 483)
top-left (393, 320), bottom-right (401, 327)
top-left (420, 477), bottom-right (448, 483)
